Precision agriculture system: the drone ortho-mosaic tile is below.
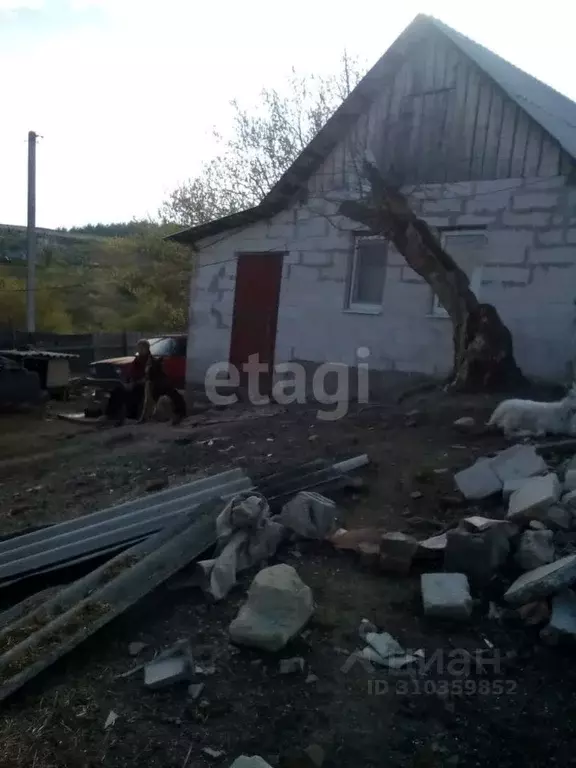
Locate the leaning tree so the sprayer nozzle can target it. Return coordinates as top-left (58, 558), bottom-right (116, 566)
top-left (339, 160), bottom-right (525, 392)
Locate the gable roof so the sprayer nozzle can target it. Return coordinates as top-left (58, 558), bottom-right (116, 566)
top-left (170, 14), bottom-right (576, 245)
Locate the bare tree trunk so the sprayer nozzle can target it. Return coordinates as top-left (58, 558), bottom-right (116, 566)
top-left (339, 162), bottom-right (525, 391)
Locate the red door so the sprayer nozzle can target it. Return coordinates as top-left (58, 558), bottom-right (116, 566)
top-left (229, 252), bottom-right (284, 395)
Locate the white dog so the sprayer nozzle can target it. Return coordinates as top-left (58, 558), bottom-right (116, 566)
top-left (487, 384), bottom-right (576, 438)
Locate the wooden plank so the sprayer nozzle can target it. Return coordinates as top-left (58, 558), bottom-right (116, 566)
top-left (459, 66), bottom-right (481, 180)
top-left (509, 109), bottom-right (530, 177)
top-left (470, 81), bottom-right (492, 178)
top-left (496, 100), bottom-right (517, 177)
top-left (445, 57), bottom-right (469, 181)
top-left (439, 83), bottom-right (459, 182)
top-left (406, 94), bottom-right (425, 183)
top-left (482, 89), bottom-right (504, 179)
top-left (442, 44), bottom-right (458, 89)
top-left (538, 136), bottom-right (561, 176)
top-left (560, 151), bottom-right (574, 176)
top-left (426, 92), bottom-right (450, 182)
top-left (432, 35), bottom-right (447, 89)
top-left (523, 123), bottom-right (543, 177)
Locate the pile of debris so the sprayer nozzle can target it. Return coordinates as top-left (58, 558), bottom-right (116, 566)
top-left (0, 454), bottom-right (368, 704)
top-left (333, 442), bottom-right (576, 640)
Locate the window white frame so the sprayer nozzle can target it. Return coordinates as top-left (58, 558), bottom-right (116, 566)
top-left (346, 234), bottom-right (387, 314)
top-left (431, 230), bottom-right (487, 317)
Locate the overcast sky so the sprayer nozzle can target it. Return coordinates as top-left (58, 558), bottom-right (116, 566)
top-left (0, 0), bottom-right (573, 229)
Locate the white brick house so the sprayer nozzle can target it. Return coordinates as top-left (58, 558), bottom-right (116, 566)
top-left (170, 15), bottom-right (576, 391)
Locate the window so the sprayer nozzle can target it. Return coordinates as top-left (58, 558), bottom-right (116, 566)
top-left (431, 230), bottom-right (487, 317)
top-left (149, 337), bottom-right (177, 356)
top-left (347, 235), bottom-right (387, 312)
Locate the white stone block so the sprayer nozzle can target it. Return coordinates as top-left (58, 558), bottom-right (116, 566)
top-left (490, 444), bottom-right (547, 484)
top-left (507, 473), bottom-right (560, 521)
top-left (229, 564), bottom-right (314, 651)
top-left (528, 246), bottom-right (576, 264)
top-left (421, 573), bottom-right (472, 620)
top-left (485, 229), bottom-right (534, 264)
top-left (229, 757), bottom-right (274, 768)
top-left (456, 214), bottom-right (496, 226)
top-left (538, 230), bottom-right (564, 246)
top-left (503, 477), bottom-right (529, 499)
top-left (144, 658), bottom-right (190, 689)
top-left (515, 529), bottom-right (555, 571)
top-left (504, 554), bottom-right (576, 605)
top-left (503, 211), bottom-right (550, 227)
top-left (454, 458), bottom-right (502, 500)
top-left (513, 192), bottom-right (559, 210)
top-left (564, 456), bottom-right (576, 491)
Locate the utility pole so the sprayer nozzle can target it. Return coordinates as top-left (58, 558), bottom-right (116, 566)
top-left (26, 130), bottom-right (37, 333)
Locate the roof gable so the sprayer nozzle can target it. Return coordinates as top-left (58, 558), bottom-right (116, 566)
top-left (171, 15), bottom-right (576, 244)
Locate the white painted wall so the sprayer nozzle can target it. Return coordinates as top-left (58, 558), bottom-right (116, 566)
top-left (186, 176), bottom-right (576, 387)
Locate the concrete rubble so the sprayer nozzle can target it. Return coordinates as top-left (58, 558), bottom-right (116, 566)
top-left (279, 657), bottom-right (305, 674)
top-left (444, 520), bottom-right (512, 585)
top-left (515, 529), bottom-right (555, 570)
top-left (542, 589), bottom-right (576, 641)
top-left (454, 458), bottom-right (502, 500)
top-left (144, 657), bottom-right (191, 689)
top-left (421, 573), bottom-right (473, 620)
top-left (229, 564), bottom-right (314, 651)
top-left (507, 474), bottom-right (561, 521)
top-left (229, 757), bottom-right (273, 768)
top-left (379, 532), bottom-right (419, 574)
top-left (504, 554), bottom-right (576, 605)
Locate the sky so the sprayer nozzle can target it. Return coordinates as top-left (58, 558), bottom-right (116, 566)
top-left (0, 0), bottom-right (574, 229)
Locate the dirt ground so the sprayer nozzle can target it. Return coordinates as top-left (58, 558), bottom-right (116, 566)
top-left (1, 391), bottom-right (576, 768)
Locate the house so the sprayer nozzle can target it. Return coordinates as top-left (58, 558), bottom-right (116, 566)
top-left (170, 14), bottom-right (576, 394)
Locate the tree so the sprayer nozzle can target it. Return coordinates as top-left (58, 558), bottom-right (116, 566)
top-left (160, 54), bottom-right (365, 227)
top-left (91, 232), bottom-right (191, 332)
top-left (339, 161), bottom-right (525, 391)
top-left (0, 276), bottom-right (73, 332)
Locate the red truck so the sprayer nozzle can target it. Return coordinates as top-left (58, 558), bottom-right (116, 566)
top-left (89, 334), bottom-right (187, 390)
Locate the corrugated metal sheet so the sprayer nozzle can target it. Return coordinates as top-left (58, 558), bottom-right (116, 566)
top-left (0, 349), bottom-right (79, 360)
top-left (0, 504), bottom-right (219, 703)
top-left (0, 469), bottom-right (251, 585)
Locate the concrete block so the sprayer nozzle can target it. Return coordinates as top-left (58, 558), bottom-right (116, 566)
top-left (230, 758), bottom-right (274, 768)
top-left (423, 216), bottom-right (451, 228)
top-left (422, 199), bottom-right (463, 214)
top-left (503, 477), bottom-right (530, 499)
top-left (485, 229), bottom-right (534, 264)
top-left (528, 246), bottom-right (576, 264)
top-left (562, 489), bottom-right (576, 507)
top-left (537, 230), bottom-right (564, 246)
top-left (482, 266), bottom-right (531, 285)
top-left (455, 214), bottom-right (496, 226)
top-left (490, 444), bottom-right (547, 484)
top-left (546, 589), bottom-right (576, 639)
top-left (515, 529), bottom-right (555, 570)
top-left (416, 533), bottom-right (447, 559)
top-left (144, 657), bottom-right (190, 689)
top-left (513, 192), bottom-right (559, 210)
top-left (421, 573), bottom-right (472, 620)
top-left (379, 532), bottom-right (419, 574)
top-left (507, 474), bottom-right (560, 521)
top-left (504, 553), bottom-right (576, 605)
top-left (502, 211), bottom-right (551, 227)
top-left (229, 564), bottom-right (314, 651)
top-left (564, 456), bottom-right (576, 490)
top-left (444, 527), bottom-right (510, 585)
top-left (454, 458), bottom-right (502, 500)
top-left (300, 251), bottom-right (333, 267)
top-left (542, 505), bottom-right (573, 530)
top-left (567, 229), bottom-right (576, 245)
top-left (466, 190), bottom-right (513, 213)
